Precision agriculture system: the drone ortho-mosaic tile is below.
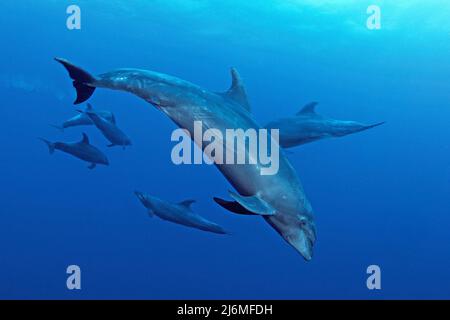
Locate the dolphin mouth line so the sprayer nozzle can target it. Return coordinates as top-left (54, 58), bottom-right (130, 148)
top-left (285, 231), bottom-right (314, 261)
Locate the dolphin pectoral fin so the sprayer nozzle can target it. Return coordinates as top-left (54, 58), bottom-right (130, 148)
top-left (147, 209), bottom-right (155, 218)
top-left (87, 163), bottom-right (96, 170)
top-left (54, 58), bottom-right (97, 105)
top-left (213, 197), bottom-right (257, 215)
top-left (228, 191), bottom-right (276, 216)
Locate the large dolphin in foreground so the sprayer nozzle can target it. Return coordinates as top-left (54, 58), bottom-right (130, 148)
top-left (265, 102), bottom-right (385, 148)
top-left (51, 103), bottom-right (114, 131)
top-left (55, 58), bottom-right (316, 260)
top-left (77, 108), bottom-right (132, 149)
top-left (135, 191), bottom-right (228, 235)
top-left (40, 133), bottom-right (109, 169)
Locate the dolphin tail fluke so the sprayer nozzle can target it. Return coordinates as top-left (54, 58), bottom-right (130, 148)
top-left (54, 58), bottom-right (97, 105)
top-left (49, 124), bottom-right (64, 133)
top-left (39, 138), bottom-right (55, 154)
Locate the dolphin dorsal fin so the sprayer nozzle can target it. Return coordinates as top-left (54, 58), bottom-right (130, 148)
top-left (81, 133), bottom-right (90, 144)
top-left (223, 68), bottom-right (251, 112)
top-left (297, 102), bottom-right (319, 115)
top-left (178, 199), bottom-right (196, 210)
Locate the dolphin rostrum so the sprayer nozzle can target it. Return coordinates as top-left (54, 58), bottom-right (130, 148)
top-left (135, 191), bottom-right (228, 235)
top-left (77, 108), bottom-right (132, 149)
top-left (55, 58), bottom-right (316, 260)
top-left (51, 103), bottom-right (114, 132)
top-left (265, 102), bottom-right (385, 148)
top-left (39, 133), bottom-right (109, 169)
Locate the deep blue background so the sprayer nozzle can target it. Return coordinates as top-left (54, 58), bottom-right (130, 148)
top-left (0, 0), bottom-right (449, 299)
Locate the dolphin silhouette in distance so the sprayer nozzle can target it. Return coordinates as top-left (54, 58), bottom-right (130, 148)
top-left (135, 191), bottom-right (228, 235)
top-left (265, 102), bottom-right (385, 148)
top-left (77, 108), bottom-right (132, 149)
top-left (51, 103), bottom-right (114, 132)
top-left (55, 57), bottom-right (316, 260)
top-left (39, 133), bottom-right (109, 169)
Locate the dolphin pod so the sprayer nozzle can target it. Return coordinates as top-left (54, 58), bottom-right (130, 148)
top-left (135, 191), bottom-right (228, 234)
top-left (51, 103), bottom-right (114, 132)
top-left (54, 57), bottom-right (383, 260)
top-left (43, 102), bottom-right (131, 168)
top-left (40, 133), bottom-right (109, 169)
top-left (265, 102), bottom-right (385, 148)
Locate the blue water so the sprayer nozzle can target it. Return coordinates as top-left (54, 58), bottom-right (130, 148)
top-left (0, 0), bottom-right (449, 299)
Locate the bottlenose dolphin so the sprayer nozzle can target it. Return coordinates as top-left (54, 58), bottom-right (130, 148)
top-left (39, 133), bottom-right (109, 169)
top-left (55, 58), bottom-right (316, 260)
top-left (77, 109), bottom-right (132, 149)
top-left (135, 191), bottom-right (228, 234)
top-left (51, 103), bottom-right (114, 131)
top-left (265, 102), bottom-right (385, 148)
